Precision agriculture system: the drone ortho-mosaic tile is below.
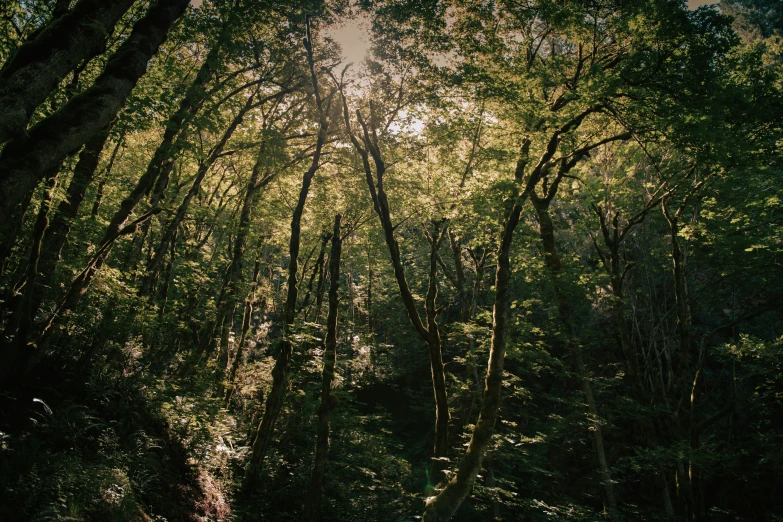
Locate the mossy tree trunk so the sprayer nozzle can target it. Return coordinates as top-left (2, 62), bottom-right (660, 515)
top-left (0, 0), bottom-right (136, 144)
top-left (0, 0), bottom-right (191, 253)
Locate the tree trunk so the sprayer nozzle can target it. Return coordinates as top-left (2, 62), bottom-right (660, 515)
top-left (1, 126), bottom-right (110, 373)
top-left (448, 230), bottom-right (470, 322)
top-left (338, 89), bottom-right (451, 474)
top-left (463, 248), bottom-right (486, 427)
top-left (0, 0), bottom-right (191, 250)
top-left (241, 19), bottom-right (328, 496)
top-left (0, 176), bottom-right (58, 375)
top-left (31, 208), bottom-right (161, 364)
top-left (301, 214), bottom-right (342, 522)
top-left (157, 226), bottom-right (178, 316)
top-left (214, 141), bottom-right (275, 379)
top-left (0, 0), bottom-right (136, 144)
top-left (662, 198), bottom-right (700, 521)
top-left (367, 243), bottom-right (373, 330)
top-left (300, 233), bottom-right (329, 317)
top-left (312, 253), bottom-right (328, 324)
top-left (422, 105), bottom-right (604, 521)
top-left (25, 126), bottom-right (112, 332)
top-left (421, 139), bottom-right (533, 522)
top-left (593, 206), bottom-right (675, 519)
top-left (121, 20), bottom-right (234, 271)
top-left (0, 188), bottom-right (34, 276)
top-left (422, 198), bottom-right (519, 521)
top-left (426, 223), bottom-right (450, 479)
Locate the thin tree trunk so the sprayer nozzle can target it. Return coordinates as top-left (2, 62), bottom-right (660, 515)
top-left (422, 108), bottom-right (597, 519)
top-left (9, 174), bottom-right (58, 293)
top-left (122, 18), bottom-right (236, 271)
top-left (215, 302), bottom-right (235, 377)
top-left (426, 223), bottom-right (450, 477)
top-left (422, 190), bottom-right (521, 520)
top-left (27, 208), bottom-right (161, 370)
top-left (485, 459), bottom-right (501, 520)
top-left (662, 197), bottom-right (700, 521)
top-left (0, 188), bottom-right (34, 276)
top-left (241, 19), bottom-right (328, 496)
top-left (592, 205), bottom-right (675, 519)
top-left (532, 196), bottom-right (617, 510)
top-left (0, 0), bottom-right (136, 144)
top-left (214, 141), bottom-right (277, 379)
top-left (301, 214), bottom-right (342, 522)
top-left (312, 254), bottom-right (328, 324)
top-left (0, 0), bottom-right (191, 250)
top-left (463, 248), bottom-right (486, 427)
top-left (145, 86), bottom-right (291, 291)
top-left (448, 229), bottom-right (470, 322)
top-left (367, 242), bottom-right (373, 330)
top-left (424, 109), bottom-right (609, 521)
top-left (300, 233), bottom-right (329, 317)
top-left (157, 226), bottom-right (178, 316)
top-left (422, 136), bottom-right (532, 521)
top-left (335, 85), bottom-right (451, 471)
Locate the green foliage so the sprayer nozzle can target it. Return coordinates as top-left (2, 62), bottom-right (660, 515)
top-left (2, 0), bottom-right (783, 521)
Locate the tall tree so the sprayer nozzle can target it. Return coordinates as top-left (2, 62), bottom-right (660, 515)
top-left (241, 16), bottom-right (330, 495)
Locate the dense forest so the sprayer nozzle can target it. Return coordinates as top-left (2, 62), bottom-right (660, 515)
top-left (0, 0), bottom-right (781, 520)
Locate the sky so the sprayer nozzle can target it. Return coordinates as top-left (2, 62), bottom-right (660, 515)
top-left (324, 15), bottom-right (373, 66)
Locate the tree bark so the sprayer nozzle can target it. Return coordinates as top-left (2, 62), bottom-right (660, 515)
top-left (592, 204), bottom-right (675, 519)
top-left (215, 145), bottom-right (277, 382)
top-left (301, 214), bottom-right (342, 522)
top-left (0, 127), bottom-right (111, 376)
top-left (28, 208), bottom-right (161, 370)
top-left (225, 249), bottom-right (264, 405)
top-left (426, 223), bottom-right (450, 477)
top-left (0, 0), bottom-right (191, 250)
top-left (26, 126), bottom-right (112, 330)
top-left (300, 233), bottom-right (329, 318)
top-left (121, 18), bottom-right (236, 271)
top-left (335, 85), bottom-right (452, 472)
top-left (662, 197), bottom-right (700, 521)
top-left (0, 0), bottom-right (136, 144)
top-left (0, 176), bottom-right (58, 375)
